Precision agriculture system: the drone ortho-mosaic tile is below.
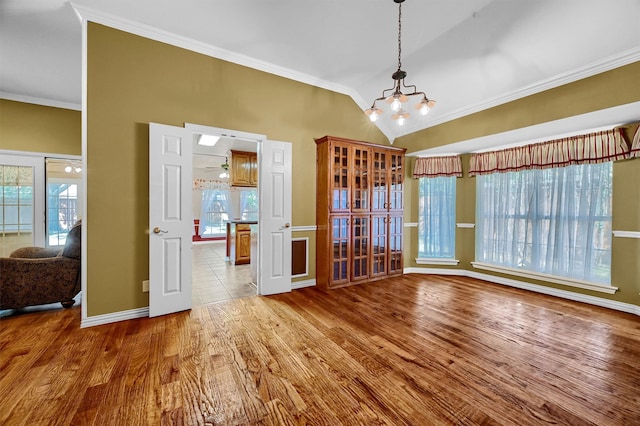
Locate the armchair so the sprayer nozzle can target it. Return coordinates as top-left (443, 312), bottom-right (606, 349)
top-left (0, 222), bottom-right (81, 310)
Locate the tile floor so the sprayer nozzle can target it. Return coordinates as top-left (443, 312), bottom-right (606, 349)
top-left (191, 241), bottom-right (257, 306)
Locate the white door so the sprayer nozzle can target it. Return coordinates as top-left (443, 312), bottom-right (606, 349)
top-left (149, 123), bottom-right (193, 317)
top-left (258, 140), bottom-right (292, 295)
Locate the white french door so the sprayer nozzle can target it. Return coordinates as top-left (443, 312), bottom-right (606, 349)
top-left (258, 140), bottom-right (292, 295)
top-left (148, 123), bottom-right (193, 317)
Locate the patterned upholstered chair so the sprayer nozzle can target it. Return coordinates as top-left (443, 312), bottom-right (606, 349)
top-left (0, 222), bottom-right (81, 309)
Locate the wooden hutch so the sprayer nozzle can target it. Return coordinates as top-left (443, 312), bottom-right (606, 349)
top-left (315, 135), bottom-right (406, 289)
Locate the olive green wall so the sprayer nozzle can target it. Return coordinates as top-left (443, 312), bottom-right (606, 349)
top-left (397, 62), bottom-right (640, 307)
top-left (0, 99), bottom-right (80, 155)
top-left (86, 23), bottom-right (388, 316)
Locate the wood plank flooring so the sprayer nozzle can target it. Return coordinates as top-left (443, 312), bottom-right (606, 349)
top-left (1, 274), bottom-right (639, 425)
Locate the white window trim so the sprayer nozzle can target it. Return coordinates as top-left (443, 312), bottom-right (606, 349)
top-left (471, 262), bottom-right (618, 294)
top-left (416, 258), bottom-right (460, 266)
top-left (612, 230), bottom-right (640, 239)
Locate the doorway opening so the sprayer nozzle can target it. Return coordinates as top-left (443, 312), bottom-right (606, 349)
top-left (187, 124), bottom-right (260, 306)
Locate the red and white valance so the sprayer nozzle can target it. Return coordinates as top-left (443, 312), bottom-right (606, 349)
top-left (630, 124), bottom-right (640, 158)
top-left (413, 156), bottom-right (462, 178)
top-left (469, 128), bottom-right (629, 176)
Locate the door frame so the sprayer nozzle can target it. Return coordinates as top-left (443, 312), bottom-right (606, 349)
top-left (185, 123), bottom-right (266, 294)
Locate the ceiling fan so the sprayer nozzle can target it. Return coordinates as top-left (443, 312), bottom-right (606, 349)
top-left (220, 157), bottom-right (230, 170)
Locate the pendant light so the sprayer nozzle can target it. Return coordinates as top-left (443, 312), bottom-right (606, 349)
top-left (365, 0), bottom-right (436, 126)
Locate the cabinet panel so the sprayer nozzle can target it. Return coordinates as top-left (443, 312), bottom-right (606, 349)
top-left (231, 150), bottom-right (257, 187)
top-left (370, 214), bottom-right (387, 278)
top-left (388, 214), bottom-right (403, 275)
top-left (330, 215), bottom-right (350, 285)
top-left (351, 215), bottom-right (369, 282)
top-left (331, 144), bottom-right (350, 212)
top-left (372, 150), bottom-right (388, 212)
top-left (351, 146), bottom-right (370, 212)
top-left (389, 153), bottom-right (404, 212)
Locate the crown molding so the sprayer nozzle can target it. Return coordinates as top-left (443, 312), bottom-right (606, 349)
top-left (69, 3), bottom-right (399, 143)
top-left (69, 3), bottom-right (639, 145)
top-left (0, 91), bottom-right (81, 111)
top-left (398, 46), bottom-right (640, 138)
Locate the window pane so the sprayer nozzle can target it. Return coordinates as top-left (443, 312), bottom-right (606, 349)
top-left (418, 176), bottom-right (456, 258)
top-left (476, 162), bottom-right (612, 284)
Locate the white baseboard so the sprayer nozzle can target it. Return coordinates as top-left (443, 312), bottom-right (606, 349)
top-left (405, 267), bottom-right (640, 316)
top-left (81, 279), bottom-right (317, 327)
top-left (81, 307), bottom-right (149, 328)
top-left (292, 279), bottom-right (316, 290)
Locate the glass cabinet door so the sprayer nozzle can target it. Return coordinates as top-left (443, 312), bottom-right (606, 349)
top-left (389, 153), bottom-right (404, 212)
top-left (351, 215), bottom-right (369, 281)
top-left (331, 144), bottom-right (350, 212)
top-left (371, 150), bottom-right (387, 212)
top-left (388, 214), bottom-right (403, 274)
top-left (351, 146), bottom-right (370, 212)
top-left (370, 214), bottom-right (387, 278)
top-left (330, 215), bottom-right (350, 284)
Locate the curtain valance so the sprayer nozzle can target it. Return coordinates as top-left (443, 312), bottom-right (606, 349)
top-left (469, 128), bottom-right (629, 176)
top-left (630, 124), bottom-right (640, 158)
top-left (413, 156), bottom-right (462, 178)
top-left (193, 179), bottom-right (230, 190)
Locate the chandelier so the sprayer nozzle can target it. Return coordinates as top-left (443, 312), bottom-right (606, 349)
top-left (365, 0), bottom-right (436, 126)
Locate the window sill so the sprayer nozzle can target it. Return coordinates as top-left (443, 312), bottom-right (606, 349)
top-left (471, 262), bottom-right (618, 294)
top-left (416, 258), bottom-right (460, 266)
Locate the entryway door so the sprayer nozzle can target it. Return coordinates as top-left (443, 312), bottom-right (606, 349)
top-left (149, 123), bottom-right (292, 317)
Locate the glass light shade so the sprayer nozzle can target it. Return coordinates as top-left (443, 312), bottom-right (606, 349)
top-left (64, 165), bottom-right (72, 173)
top-left (390, 98), bottom-right (402, 112)
top-left (418, 103), bottom-right (430, 115)
top-left (392, 110), bottom-right (409, 126)
top-left (365, 107), bottom-right (382, 122)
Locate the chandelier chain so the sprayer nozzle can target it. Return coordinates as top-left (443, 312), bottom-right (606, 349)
top-left (397, 1), bottom-right (402, 70)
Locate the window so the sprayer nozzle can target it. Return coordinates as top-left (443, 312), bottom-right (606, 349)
top-left (418, 176), bottom-right (456, 259)
top-left (46, 158), bottom-right (83, 247)
top-left (240, 189), bottom-right (258, 221)
top-left (0, 154), bottom-right (45, 256)
top-left (200, 189), bottom-right (229, 237)
top-left (475, 162), bottom-right (612, 285)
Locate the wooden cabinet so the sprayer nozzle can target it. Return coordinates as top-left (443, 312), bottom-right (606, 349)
top-left (316, 135), bottom-right (406, 289)
top-left (227, 221), bottom-right (257, 265)
top-left (230, 150), bottom-right (258, 187)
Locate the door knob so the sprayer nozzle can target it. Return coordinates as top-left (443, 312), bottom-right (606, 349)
top-left (153, 227), bottom-right (168, 234)
top-left (283, 223), bottom-right (290, 228)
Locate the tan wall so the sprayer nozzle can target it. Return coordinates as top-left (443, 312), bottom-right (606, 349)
top-left (0, 99), bottom-right (81, 155)
top-left (86, 23), bottom-right (388, 316)
top-left (397, 62), bottom-right (640, 306)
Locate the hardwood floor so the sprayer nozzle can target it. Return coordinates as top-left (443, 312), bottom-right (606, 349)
top-left (1, 274), bottom-right (639, 425)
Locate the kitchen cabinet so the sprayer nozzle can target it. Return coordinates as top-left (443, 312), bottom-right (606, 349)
top-left (315, 135), bottom-right (406, 289)
top-left (230, 150), bottom-right (258, 187)
top-left (226, 221), bottom-right (257, 265)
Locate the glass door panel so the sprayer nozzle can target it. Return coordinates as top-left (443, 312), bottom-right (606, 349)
top-left (370, 214), bottom-right (387, 278)
top-left (372, 150), bottom-right (387, 212)
top-left (388, 214), bottom-right (403, 274)
top-left (331, 145), bottom-right (350, 212)
top-left (330, 215), bottom-right (350, 284)
top-left (389, 153), bottom-right (404, 211)
top-left (351, 146), bottom-right (370, 212)
top-left (351, 215), bottom-right (369, 281)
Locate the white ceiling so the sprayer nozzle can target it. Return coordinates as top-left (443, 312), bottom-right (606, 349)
top-left (1, 0), bottom-right (639, 144)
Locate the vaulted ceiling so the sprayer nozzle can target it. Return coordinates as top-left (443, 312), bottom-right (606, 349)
top-left (1, 0), bottom-right (639, 142)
